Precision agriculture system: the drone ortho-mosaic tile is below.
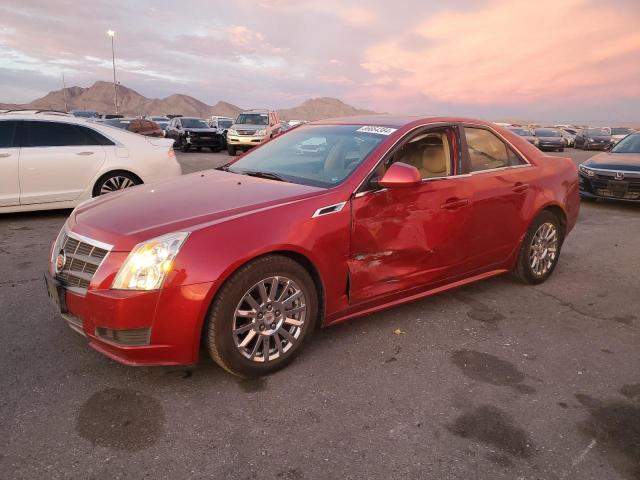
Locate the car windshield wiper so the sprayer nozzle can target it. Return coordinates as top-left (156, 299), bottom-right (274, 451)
top-left (238, 170), bottom-right (288, 182)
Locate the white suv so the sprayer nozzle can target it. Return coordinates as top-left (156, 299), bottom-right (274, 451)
top-left (0, 111), bottom-right (181, 213)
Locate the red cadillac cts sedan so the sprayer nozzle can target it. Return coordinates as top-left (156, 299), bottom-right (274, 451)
top-left (46, 116), bottom-right (580, 377)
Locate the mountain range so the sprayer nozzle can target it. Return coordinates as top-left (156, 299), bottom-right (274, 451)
top-left (0, 81), bottom-right (378, 121)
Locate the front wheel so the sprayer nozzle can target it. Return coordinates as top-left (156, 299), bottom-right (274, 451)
top-left (206, 255), bottom-right (318, 377)
top-left (513, 211), bottom-right (563, 285)
top-left (227, 145), bottom-right (237, 156)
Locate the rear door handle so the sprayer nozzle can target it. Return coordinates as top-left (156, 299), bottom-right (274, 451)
top-left (441, 198), bottom-right (470, 210)
top-left (76, 151), bottom-right (95, 156)
top-left (0, 153), bottom-right (10, 158)
top-left (513, 183), bottom-right (529, 193)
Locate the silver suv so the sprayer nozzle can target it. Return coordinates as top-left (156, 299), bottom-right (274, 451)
top-left (226, 109), bottom-right (281, 156)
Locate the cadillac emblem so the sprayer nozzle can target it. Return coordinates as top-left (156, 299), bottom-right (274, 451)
top-left (55, 249), bottom-right (66, 274)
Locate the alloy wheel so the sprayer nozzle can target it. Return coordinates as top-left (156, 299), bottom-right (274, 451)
top-left (529, 222), bottom-right (559, 277)
top-left (99, 175), bottom-right (137, 194)
top-left (232, 276), bottom-right (306, 363)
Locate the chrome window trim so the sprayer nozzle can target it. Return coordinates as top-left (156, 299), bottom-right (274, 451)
top-left (352, 121), bottom-right (533, 198)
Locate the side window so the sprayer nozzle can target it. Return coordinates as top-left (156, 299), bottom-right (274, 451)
top-left (464, 127), bottom-right (512, 172)
top-left (78, 126), bottom-right (114, 146)
top-left (363, 127), bottom-right (456, 190)
top-left (0, 121), bottom-right (17, 148)
top-left (25, 121), bottom-right (101, 147)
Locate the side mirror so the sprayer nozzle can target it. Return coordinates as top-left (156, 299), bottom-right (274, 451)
top-left (378, 162), bottom-right (422, 188)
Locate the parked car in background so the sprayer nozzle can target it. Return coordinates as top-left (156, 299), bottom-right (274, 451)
top-left (574, 128), bottom-right (612, 150)
top-left (209, 116), bottom-right (234, 133)
top-left (146, 116), bottom-right (171, 133)
top-left (45, 116), bottom-right (579, 377)
top-left (165, 117), bottom-right (224, 152)
top-left (608, 127), bottom-right (635, 145)
top-left (0, 111), bottom-right (180, 213)
top-left (533, 128), bottom-right (565, 151)
top-left (558, 129), bottom-right (576, 147)
top-left (578, 132), bottom-right (640, 202)
top-left (507, 126), bottom-right (538, 146)
top-left (226, 109), bottom-right (281, 155)
top-left (99, 117), bottom-right (164, 137)
top-left (70, 110), bottom-right (99, 119)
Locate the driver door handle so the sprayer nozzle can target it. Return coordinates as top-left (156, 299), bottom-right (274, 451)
top-left (441, 198), bottom-right (470, 210)
top-left (513, 183), bottom-right (529, 193)
top-left (76, 151), bottom-right (95, 156)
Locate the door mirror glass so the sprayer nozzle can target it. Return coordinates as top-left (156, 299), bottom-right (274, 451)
top-left (378, 162), bottom-right (422, 188)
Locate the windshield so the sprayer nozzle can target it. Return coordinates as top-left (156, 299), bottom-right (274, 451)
top-left (181, 118), bottom-right (209, 129)
top-left (611, 127), bottom-right (634, 136)
top-left (535, 129), bottom-right (561, 137)
top-left (227, 125), bottom-right (387, 188)
top-left (72, 111), bottom-right (98, 118)
top-left (235, 113), bottom-right (269, 125)
top-left (509, 128), bottom-right (531, 136)
top-left (611, 133), bottom-right (640, 154)
top-left (219, 120), bottom-right (233, 129)
top-left (151, 116), bottom-right (169, 122)
top-left (587, 128), bottom-right (609, 136)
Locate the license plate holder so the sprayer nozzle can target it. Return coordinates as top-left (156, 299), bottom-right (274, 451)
top-left (44, 272), bottom-right (68, 314)
top-left (607, 180), bottom-right (629, 195)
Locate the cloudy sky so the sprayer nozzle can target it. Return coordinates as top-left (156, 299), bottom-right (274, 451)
top-left (1, 0), bottom-right (639, 121)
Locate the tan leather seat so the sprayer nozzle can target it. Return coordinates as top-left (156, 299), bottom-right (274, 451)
top-left (420, 145), bottom-right (447, 177)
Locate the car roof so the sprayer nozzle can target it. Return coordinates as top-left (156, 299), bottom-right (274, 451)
top-left (0, 112), bottom-right (89, 124)
top-left (309, 115), bottom-right (497, 128)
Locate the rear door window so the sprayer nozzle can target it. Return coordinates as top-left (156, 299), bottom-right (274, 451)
top-left (464, 127), bottom-right (524, 172)
top-left (0, 121), bottom-right (17, 148)
top-left (24, 121), bottom-right (103, 147)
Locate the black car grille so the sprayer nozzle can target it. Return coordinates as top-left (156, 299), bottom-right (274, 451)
top-left (581, 171), bottom-right (640, 199)
top-left (55, 234), bottom-right (109, 294)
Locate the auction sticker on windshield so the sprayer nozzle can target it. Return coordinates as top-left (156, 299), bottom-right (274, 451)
top-left (356, 126), bottom-right (397, 135)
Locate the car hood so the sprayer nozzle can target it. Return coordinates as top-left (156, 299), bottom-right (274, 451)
top-left (584, 152), bottom-right (640, 171)
top-left (71, 170), bottom-right (325, 250)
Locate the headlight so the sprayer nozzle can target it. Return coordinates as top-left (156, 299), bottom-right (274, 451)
top-left (112, 232), bottom-right (190, 290)
top-left (579, 164), bottom-right (595, 177)
top-left (588, 138), bottom-right (594, 142)
top-left (255, 129), bottom-right (267, 136)
top-left (186, 131), bottom-right (191, 137)
top-left (227, 128), bottom-right (238, 136)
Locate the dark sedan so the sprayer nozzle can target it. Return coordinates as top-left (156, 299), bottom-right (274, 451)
top-left (578, 132), bottom-right (640, 202)
top-left (165, 117), bottom-right (224, 152)
top-left (534, 128), bottom-right (565, 152)
top-left (574, 127), bottom-right (612, 150)
top-left (507, 127), bottom-right (538, 147)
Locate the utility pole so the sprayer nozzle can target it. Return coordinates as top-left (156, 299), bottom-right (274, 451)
top-left (62, 72), bottom-right (68, 112)
top-left (107, 30), bottom-right (118, 115)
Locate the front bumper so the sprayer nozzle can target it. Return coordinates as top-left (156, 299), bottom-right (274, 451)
top-left (185, 135), bottom-right (223, 148)
top-left (579, 171), bottom-right (640, 202)
top-left (538, 142), bottom-right (564, 150)
top-left (227, 134), bottom-right (266, 147)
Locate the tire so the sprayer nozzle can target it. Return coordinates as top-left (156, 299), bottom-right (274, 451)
top-left (92, 171), bottom-right (141, 197)
top-left (227, 145), bottom-right (236, 156)
top-left (558, 148), bottom-right (564, 152)
top-left (181, 140), bottom-right (190, 153)
top-left (211, 146), bottom-right (222, 153)
top-left (580, 194), bottom-right (597, 203)
top-left (206, 255), bottom-right (319, 378)
top-left (513, 211), bottom-right (564, 285)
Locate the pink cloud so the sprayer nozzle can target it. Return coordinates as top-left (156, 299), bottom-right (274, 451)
top-left (361, 0), bottom-right (640, 105)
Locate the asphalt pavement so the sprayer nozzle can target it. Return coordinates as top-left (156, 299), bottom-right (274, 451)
top-left (1, 148), bottom-right (639, 480)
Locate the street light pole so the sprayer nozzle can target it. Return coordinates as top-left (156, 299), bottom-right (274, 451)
top-left (107, 30), bottom-right (118, 115)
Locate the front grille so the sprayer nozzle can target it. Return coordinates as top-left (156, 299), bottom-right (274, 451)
top-left (236, 129), bottom-right (257, 136)
top-left (55, 233), bottom-right (110, 294)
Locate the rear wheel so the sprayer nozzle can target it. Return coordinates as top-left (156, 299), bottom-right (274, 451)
top-left (206, 255), bottom-right (318, 377)
top-left (513, 211), bottom-right (563, 285)
top-left (93, 171), bottom-right (141, 197)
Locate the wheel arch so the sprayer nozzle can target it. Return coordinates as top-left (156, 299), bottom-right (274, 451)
top-left (196, 248), bottom-right (327, 352)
